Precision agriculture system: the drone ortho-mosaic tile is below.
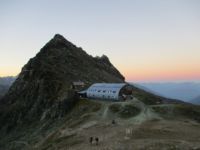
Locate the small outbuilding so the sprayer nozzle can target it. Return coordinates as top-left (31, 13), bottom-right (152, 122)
top-left (71, 81), bottom-right (85, 90)
top-left (86, 83), bottom-right (133, 101)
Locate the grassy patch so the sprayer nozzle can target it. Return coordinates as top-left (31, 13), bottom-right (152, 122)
top-left (119, 105), bottom-right (140, 118)
top-left (109, 104), bottom-right (140, 118)
top-left (39, 132), bottom-right (83, 150)
top-left (109, 104), bottom-right (121, 113)
top-left (73, 99), bottom-right (102, 115)
top-left (152, 104), bottom-right (200, 122)
top-left (132, 86), bottom-right (163, 105)
top-left (174, 104), bottom-right (200, 122)
top-left (151, 106), bottom-right (174, 119)
top-left (68, 114), bottom-right (91, 128)
top-left (65, 99), bottom-right (101, 128)
top-left (54, 134), bottom-right (76, 144)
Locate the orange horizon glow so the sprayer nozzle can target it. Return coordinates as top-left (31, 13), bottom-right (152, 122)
top-left (0, 67), bottom-right (21, 77)
top-left (119, 65), bottom-right (200, 82)
top-left (1, 67), bottom-right (200, 82)
top-left (125, 72), bottom-right (200, 82)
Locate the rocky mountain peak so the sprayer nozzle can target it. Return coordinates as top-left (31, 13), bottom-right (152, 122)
top-left (42, 34), bottom-right (76, 51)
top-left (100, 55), bottom-right (112, 66)
top-left (53, 33), bottom-right (66, 40)
top-left (52, 34), bottom-right (74, 46)
top-left (0, 34), bottom-right (125, 127)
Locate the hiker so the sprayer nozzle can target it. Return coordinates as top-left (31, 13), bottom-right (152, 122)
top-left (89, 137), bottom-right (93, 145)
top-left (95, 137), bottom-right (99, 145)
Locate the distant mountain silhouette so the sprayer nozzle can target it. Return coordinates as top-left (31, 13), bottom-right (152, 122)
top-left (0, 77), bottom-right (16, 99)
top-left (137, 82), bottom-right (200, 102)
top-left (190, 95), bottom-right (200, 105)
top-left (0, 85), bottom-right (9, 99)
top-left (0, 76), bottom-right (16, 86)
top-left (133, 83), bottom-right (163, 96)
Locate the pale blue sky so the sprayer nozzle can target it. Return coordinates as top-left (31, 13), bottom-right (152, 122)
top-left (0, 0), bottom-right (200, 82)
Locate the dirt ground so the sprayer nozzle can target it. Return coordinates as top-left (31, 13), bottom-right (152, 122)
top-left (4, 99), bottom-right (200, 150)
top-left (57, 119), bottom-right (199, 150)
top-left (33, 99), bottom-right (200, 150)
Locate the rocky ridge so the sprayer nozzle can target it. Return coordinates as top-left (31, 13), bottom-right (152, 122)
top-left (0, 34), bottom-right (125, 128)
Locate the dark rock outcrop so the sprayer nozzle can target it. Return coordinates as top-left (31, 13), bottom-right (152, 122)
top-left (0, 34), bottom-right (125, 128)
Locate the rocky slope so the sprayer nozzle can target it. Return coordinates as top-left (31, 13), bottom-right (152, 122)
top-left (0, 34), bottom-right (124, 129)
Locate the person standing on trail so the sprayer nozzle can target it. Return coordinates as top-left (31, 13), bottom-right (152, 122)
top-left (89, 137), bottom-right (93, 145)
top-left (95, 137), bottom-right (99, 145)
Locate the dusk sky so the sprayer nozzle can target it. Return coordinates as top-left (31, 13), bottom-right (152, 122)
top-left (0, 0), bottom-right (200, 82)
